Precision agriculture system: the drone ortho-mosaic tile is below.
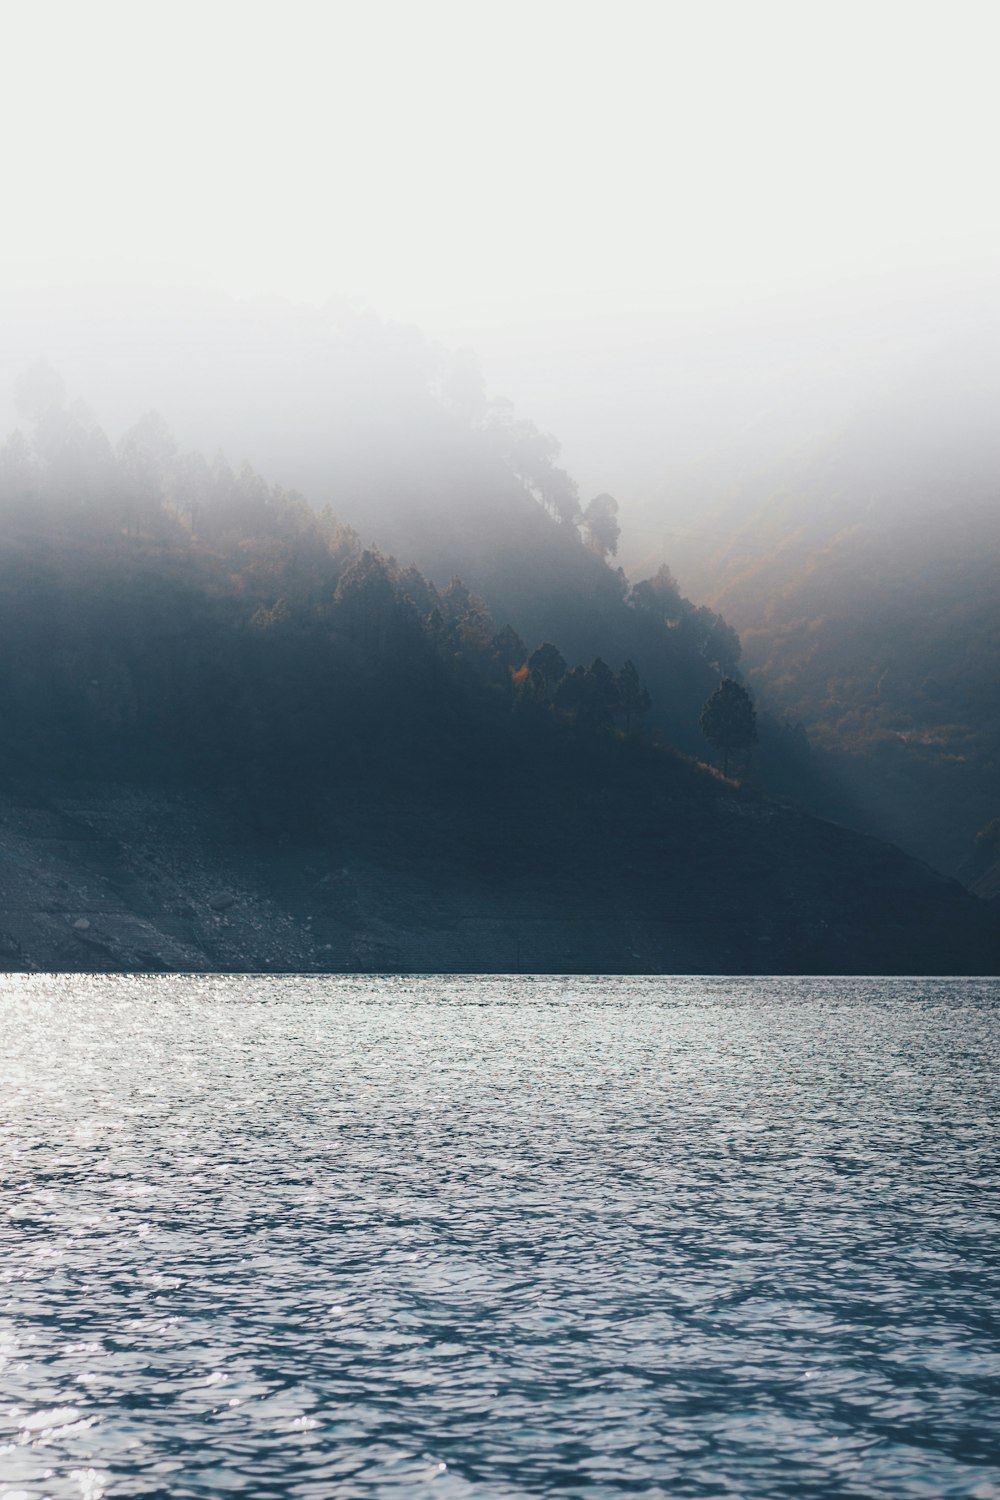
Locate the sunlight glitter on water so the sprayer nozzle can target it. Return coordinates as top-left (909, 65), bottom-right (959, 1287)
top-left (1, 974), bottom-right (998, 1498)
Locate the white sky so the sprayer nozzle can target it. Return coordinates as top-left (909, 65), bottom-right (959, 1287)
top-left (3, 0), bottom-right (999, 336)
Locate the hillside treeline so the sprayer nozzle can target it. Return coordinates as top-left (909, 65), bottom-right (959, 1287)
top-left (0, 371), bottom-right (995, 975)
top-left (0, 379), bottom-right (710, 816)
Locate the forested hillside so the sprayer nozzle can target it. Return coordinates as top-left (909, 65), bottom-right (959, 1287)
top-left (0, 375), bottom-right (994, 974)
top-left (2, 299), bottom-right (764, 767)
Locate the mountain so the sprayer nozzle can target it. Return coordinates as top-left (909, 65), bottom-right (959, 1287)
top-left (0, 385), bottom-right (994, 975)
top-left (634, 325), bottom-right (1000, 875)
top-left (2, 768), bottom-right (993, 977)
top-left (3, 300), bottom-right (751, 768)
top-left (0, 290), bottom-right (866, 794)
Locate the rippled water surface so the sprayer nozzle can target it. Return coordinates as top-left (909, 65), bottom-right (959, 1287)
top-left (1, 975), bottom-right (999, 1499)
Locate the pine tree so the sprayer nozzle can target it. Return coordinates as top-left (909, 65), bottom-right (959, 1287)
top-left (617, 660), bottom-right (652, 734)
top-left (700, 678), bottom-right (757, 777)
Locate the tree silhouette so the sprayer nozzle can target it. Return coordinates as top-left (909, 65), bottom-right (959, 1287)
top-left (700, 678), bottom-right (757, 777)
top-left (492, 623), bottom-right (527, 670)
top-left (631, 564), bottom-right (683, 619)
top-left (582, 492), bottom-right (620, 559)
top-left (586, 658), bottom-right (621, 730)
top-left (617, 659), bottom-right (652, 734)
top-left (556, 659), bottom-right (620, 732)
top-left (528, 642), bottom-right (567, 698)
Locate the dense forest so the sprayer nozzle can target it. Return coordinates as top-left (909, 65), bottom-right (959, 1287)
top-left (0, 358), bottom-right (994, 975)
top-left (4, 292), bottom-right (996, 881)
top-left (0, 363), bottom-right (713, 799)
top-left (0, 300), bottom-right (782, 764)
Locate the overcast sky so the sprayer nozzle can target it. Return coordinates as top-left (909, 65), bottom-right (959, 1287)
top-left (4, 0), bottom-right (999, 337)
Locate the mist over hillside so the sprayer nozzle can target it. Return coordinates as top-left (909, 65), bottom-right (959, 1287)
top-left (617, 315), bottom-right (1000, 875)
top-left (5, 280), bottom-right (1000, 886)
top-left (427, 268), bottom-right (1000, 565)
top-left (0, 319), bottom-right (994, 975)
top-left (5, 14), bottom-right (1000, 1500)
top-left (1, 292), bottom-right (757, 766)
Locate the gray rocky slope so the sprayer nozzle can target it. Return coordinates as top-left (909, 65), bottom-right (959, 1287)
top-left (0, 777), bottom-right (995, 976)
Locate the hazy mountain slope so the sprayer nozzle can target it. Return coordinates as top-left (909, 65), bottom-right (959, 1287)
top-left (0, 399), bottom-right (994, 974)
top-left (3, 292), bottom-right (995, 876)
top-left (3, 298), bottom-right (743, 764)
top-left (644, 329), bottom-right (1000, 874)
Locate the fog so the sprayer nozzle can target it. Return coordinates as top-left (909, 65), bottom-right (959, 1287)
top-left (1, 0), bottom-right (999, 881)
top-left (5, 2), bottom-right (1000, 538)
top-left (6, 0), bottom-right (999, 515)
top-left (12, 1), bottom-right (995, 315)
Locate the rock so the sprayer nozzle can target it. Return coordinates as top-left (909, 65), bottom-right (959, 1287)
top-left (209, 893), bottom-right (235, 912)
top-left (72, 917), bottom-right (91, 931)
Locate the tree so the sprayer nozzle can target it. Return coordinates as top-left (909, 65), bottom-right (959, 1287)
top-left (334, 548), bottom-right (405, 652)
top-left (700, 678), bottom-right (757, 777)
top-left (441, 577), bottom-right (493, 652)
top-left (492, 623), bottom-right (527, 671)
top-left (617, 659), bottom-right (652, 734)
top-left (586, 658), bottom-right (621, 730)
top-left (679, 605), bottom-right (741, 675)
top-left (631, 564), bottom-right (683, 619)
top-left (528, 642), bottom-right (567, 698)
top-left (582, 492), bottom-right (620, 559)
top-left (555, 659), bottom-right (620, 732)
top-left (486, 405), bottom-right (581, 526)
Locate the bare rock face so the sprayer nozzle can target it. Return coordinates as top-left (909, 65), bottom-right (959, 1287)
top-left (0, 777), bottom-right (995, 976)
top-left (0, 786), bottom-right (310, 974)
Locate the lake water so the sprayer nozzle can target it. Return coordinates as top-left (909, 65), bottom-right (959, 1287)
top-left (1, 975), bottom-right (998, 1499)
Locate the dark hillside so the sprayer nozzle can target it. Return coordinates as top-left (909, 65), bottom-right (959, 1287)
top-left (0, 398), bottom-right (995, 975)
top-left (3, 303), bottom-right (746, 765)
top-left (1, 762), bottom-right (993, 977)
